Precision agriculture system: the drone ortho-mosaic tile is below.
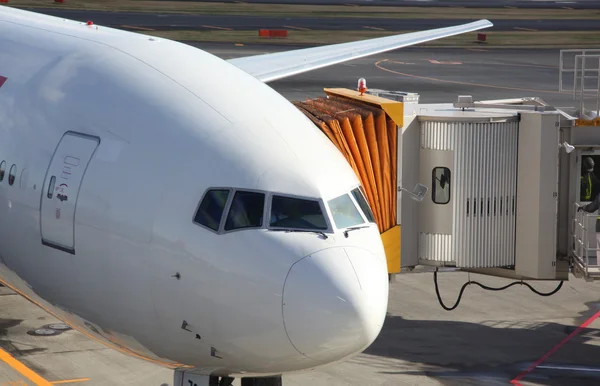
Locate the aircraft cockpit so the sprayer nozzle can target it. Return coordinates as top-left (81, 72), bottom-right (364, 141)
top-left (193, 186), bottom-right (376, 235)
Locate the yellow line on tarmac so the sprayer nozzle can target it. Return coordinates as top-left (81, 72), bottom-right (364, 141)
top-left (0, 348), bottom-right (51, 386)
top-left (0, 279), bottom-right (187, 370)
top-left (120, 25), bottom-right (155, 31)
top-left (50, 379), bottom-right (90, 385)
top-left (201, 25), bottom-right (233, 31)
top-left (283, 25), bottom-right (311, 31)
top-left (375, 59), bottom-right (570, 95)
top-left (514, 27), bottom-right (539, 32)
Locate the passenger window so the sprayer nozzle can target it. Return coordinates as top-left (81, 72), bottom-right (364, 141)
top-left (225, 191), bottom-right (265, 231)
top-left (194, 189), bottom-right (230, 231)
top-left (0, 161), bottom-right (5, 182)
top-left (328, 193), bottom-right (365, 229)
top-left (270, 195), bottom-right (327, 230)
top-left (432, 167), bottom-right (451, 204)
top-left (351, 187), bottom-right (375, 223)
top-left (8, 164), bottom-right (16, 186)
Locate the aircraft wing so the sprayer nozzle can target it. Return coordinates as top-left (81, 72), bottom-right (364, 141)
top-left (227, 19), bottom-right (492, 83)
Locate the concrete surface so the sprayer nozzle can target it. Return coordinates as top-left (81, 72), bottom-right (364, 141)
top-left (22, 8), bottom-right (600, 32)
top-left (0, 286), bottom-right (170, 386)
top-left (2, 272), bottom-right (600, 385)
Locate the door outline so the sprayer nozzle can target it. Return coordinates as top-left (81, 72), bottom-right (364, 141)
top-left (40, 131), bottom-right (101, 255)
top-left (573, 149), bottom-right (600, 260)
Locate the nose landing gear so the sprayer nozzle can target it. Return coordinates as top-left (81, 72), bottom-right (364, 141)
top-left (212, 376), bottom-right (234, 386)
top-left (176, 372), bottom-right (282, 386)
top-left (241, 376), bottom-right (282, 386)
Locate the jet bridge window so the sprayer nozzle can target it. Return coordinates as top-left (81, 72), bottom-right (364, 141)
top-left (270, 195), bottom-right (327, 230)
top-left (328, 193), bottom-right (365, 229)
top-left (0, 161), bottom-right (5, 182)
top-left (194, 189), bottom-right (230, 232)
top-left (432, 167), bottom-right (451, 204)
top-left (224, 191), bottom-right (265, 231)
top-left (351, 187), bottom-right (375, 223)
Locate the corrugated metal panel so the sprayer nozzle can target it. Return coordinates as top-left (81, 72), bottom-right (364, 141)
top-left (419, 119), bottom-right (518, 268)
top-left (419, 233), bottom-right (453, 262)
top-left (452, 120), bottom-right (518, 268)
top-left (421, 121), bottom-right (457, 151)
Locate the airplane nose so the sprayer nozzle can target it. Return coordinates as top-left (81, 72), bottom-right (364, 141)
top-left (282, 247), bottom-right (389, 362)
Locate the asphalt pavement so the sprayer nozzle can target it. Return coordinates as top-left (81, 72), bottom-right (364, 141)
top-left (196, 43), bottom-right (587, 109)
top-left (151, 0), bottom-right (600, 9)
top-left (3, 271), bottom-right (600, 386)
top-left (23, 8), bottom-right (600, 32)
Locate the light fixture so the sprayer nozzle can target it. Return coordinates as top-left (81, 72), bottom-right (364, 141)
top-left (398, 183), bottom-right (428, 202)
top-left (560, 141), bottom-right (575, 154)
top-left (357, 78), bottom-right (367, 96)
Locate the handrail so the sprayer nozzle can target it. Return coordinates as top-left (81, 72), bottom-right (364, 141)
top-left (572, 202), bottom-right (600, 280)
top-left (560, 50), bottom-right (600, 119)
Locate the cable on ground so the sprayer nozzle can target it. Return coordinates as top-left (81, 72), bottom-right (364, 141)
top-left (433, 269), bottom-right (564, 311)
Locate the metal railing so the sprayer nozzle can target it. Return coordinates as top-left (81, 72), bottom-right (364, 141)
top-left (560, 49), bottom-right (600, 119)
top-left (572, 202), bottom-right (600, 281)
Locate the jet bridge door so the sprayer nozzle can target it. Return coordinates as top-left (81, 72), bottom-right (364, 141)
top-left (40, 132), bottom-right (100, 254)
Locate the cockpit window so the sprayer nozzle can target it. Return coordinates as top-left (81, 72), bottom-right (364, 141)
top-left (328, 193), bottom-right (365, 229)
top-left (194, 189), bottom-right (230, 231)
top-left (351, 187), bottom-right (375, 223)
top-left (270, 195), bottom-right (327, 230)
top-left (225, 191), bottom-right (265, 231)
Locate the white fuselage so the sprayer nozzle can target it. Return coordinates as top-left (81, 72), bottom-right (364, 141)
top-left (0, 6), bottom-right (389, 377)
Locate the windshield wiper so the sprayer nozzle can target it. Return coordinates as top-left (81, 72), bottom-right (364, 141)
top-left (268, 228), bottom-right (328, 239)
top-left (343, 225), bottom-right (370, 238)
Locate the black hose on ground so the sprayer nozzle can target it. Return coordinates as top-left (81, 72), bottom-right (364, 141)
top-left (433, 269), bottom-right (564, 311)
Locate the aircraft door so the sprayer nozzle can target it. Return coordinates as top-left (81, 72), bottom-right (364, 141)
top-left (40, 132), bottom-right (100, 254)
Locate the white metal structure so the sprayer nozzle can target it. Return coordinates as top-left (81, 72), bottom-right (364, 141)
top-left (0, 6), bottom-right (493, 386)
top-left (388, 89), bottom-right (593, 282)
top-left (559, 49), bottom-right (600, 119)
top-left (398, 100), bottom-right (564, 280)
top-left (418, 117), bottom-right (519, 268)
top-left (572, 204), bottom-right (600, 281)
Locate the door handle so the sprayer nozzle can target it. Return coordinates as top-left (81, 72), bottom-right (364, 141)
top-left (47, 176), bottom-right (56, 199)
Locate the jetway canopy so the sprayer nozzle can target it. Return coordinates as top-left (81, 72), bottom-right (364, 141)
top-left (293, 88), bottom-right (402, 273)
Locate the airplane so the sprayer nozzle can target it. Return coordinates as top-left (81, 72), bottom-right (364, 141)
top-left (0, 6), bottom-right (492, 386)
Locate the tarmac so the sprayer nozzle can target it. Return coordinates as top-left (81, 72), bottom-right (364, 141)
top-left (201, 43), bottom-right (591, 108)
top-left (146, 0), bottom-right (600, 9)
top-left (2, 43), bottom-right (600, 386)
top-left (2, 270), bottom-right (600, 386)
top-left (22, 8), bottom-right (600, 32)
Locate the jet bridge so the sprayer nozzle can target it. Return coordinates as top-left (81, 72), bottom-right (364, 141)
top-left (294, 50), bottom-right (600, 283)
